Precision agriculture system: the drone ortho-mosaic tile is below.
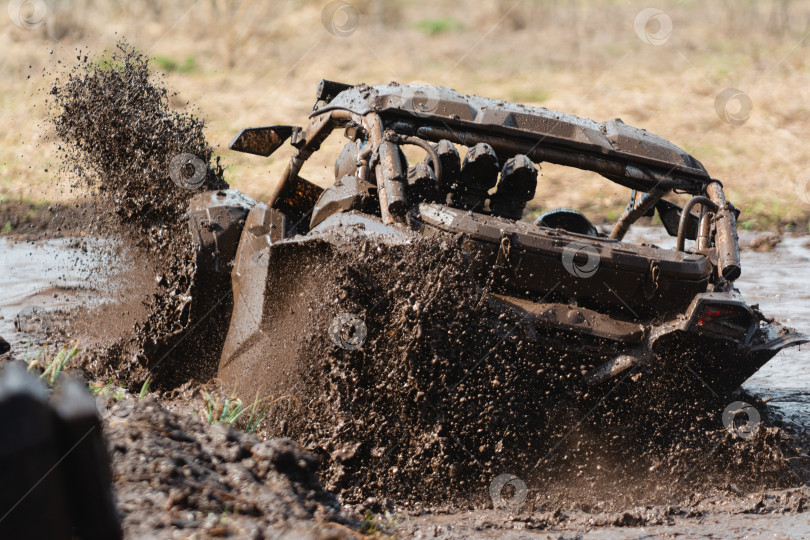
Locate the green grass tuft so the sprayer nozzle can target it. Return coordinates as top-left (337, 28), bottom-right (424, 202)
top-left (414, 17), bottom-right (464, 35)
top-left (139, 375), bottom-right (152, 398)
top-left (201, 388), bottom-right (298, 434)
top-left (25, 341), bottom-right (80, 385)
top-left (359, 510), bottom-right (400, 536)
top-left (152, 55), bottom-right (197, 74)
top-left (89, 379), bottom-right (114, 396)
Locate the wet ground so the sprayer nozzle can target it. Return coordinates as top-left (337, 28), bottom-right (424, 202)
top-left (1, 226), bottom-right (808, 538)
top-left (5, 228), bottom-right (807, 411)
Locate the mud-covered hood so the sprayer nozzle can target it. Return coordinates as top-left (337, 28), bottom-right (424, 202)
top-left (316, 83), bottom-right (709, 182)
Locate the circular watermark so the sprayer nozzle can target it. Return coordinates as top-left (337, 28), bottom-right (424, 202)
top-left (321, 0), bottom-right (359, 37)
top-left (722, 401), bottom-right (761, 440)
top-left (96, 393), bottom-right (135, 421)
top-left (715, 88), bottom-right (753, 126)
top-left (399, 81), bottom-right (442, 118)
top-left (328, 313), bottom-right (367, 351)
top-left (561, 242), bottom-right (601, 279)
top-left (169, 153), bottom-right (207, 190)
top-left (793, 171), bottom-right (810, 206)
top-left (489, 473), bottom-right (527, 511)
top-left (634, 8), bottom-right (672, 46)
top-left (8, 0), bottom-right (47, 30)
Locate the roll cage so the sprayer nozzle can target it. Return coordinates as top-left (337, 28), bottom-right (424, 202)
top-left (230, 80), bottom-right (742, 281)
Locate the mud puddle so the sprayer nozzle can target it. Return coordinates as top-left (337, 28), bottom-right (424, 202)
top-left (397, 502), bottom-right (810, 538)
top-left (0, 236), bottom-right (112, 353)
top-left (737, 234), bottom-right (810, 427)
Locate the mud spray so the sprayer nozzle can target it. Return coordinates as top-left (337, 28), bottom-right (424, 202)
top-left (42, 42), bottom-right (810, 534)
top-left (49, 43), bottom-right (229, 387)
top-left (233, 233), bottom-right (810, 511)
top-left (43, 43), bottom-right (359, 534)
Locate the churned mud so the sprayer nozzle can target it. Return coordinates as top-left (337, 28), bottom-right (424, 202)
top-left (236, 234), bottom-right (810, 514)
top-left (104, 397), bottom-right (355, 538)
top-left (1, 43), bottom-right (808, 538)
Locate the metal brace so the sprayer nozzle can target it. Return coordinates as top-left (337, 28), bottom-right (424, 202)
top-left (644, 260), bottom-right (661, 299)
top-left (496, 234), bottom-right (512, 267)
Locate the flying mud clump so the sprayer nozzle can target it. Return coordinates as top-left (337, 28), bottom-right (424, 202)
top-left (50, 42), bottom-right (227, 232)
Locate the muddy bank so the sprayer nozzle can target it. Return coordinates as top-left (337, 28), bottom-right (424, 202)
top-left (89, 365), bottom-right (810, 538)
top-left (104, 396), bottom-right (354, 538)
top-left (0, 200), bottom-right (94, 240)
top-left (394, 486), bottom-right (810, 538)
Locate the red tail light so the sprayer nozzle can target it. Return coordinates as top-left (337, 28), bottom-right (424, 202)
top-left (693, 303), bottom-right (753, 339)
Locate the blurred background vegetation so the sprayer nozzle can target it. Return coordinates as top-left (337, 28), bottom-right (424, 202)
top-left (3, 0), bottom-right (810, 229)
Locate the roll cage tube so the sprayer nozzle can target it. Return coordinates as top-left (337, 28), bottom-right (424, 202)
top-left (267, 110), bottom-right (357, 218)
top-left (671, 183), bottom-right (741, 280)
top-left (387, 133), bottom-right (443, 186)
top-left (269, 111), bottom-right (440, 226)
top-left (611, 184), bottom-right (740, 280)
top-left (610, 186), bottom-right (669, 241)
top-left (705, 181), bottom-right (741, 280)
top-left (676, 196), bottom-right (718, 251)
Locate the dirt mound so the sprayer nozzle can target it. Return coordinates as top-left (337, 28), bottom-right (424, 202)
top-left (105, 397), bottom-right (352, 537)
top-left (48, 43), bottom-right (230, 389)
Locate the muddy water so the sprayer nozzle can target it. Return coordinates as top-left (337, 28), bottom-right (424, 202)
top-left (737, 235), bottom-right (810, 426)
top-left (0, 237), bottom-right (110, 353)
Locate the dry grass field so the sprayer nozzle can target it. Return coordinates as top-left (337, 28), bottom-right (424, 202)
top-left (3, 0), bottom-right (810, 229)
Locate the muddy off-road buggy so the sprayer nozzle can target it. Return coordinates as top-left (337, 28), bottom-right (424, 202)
top-left (187, 81), bottom-right (806, 406)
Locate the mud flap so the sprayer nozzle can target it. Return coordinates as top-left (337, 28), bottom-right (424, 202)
top-left (218, 203), bottom-right (336, 401)
top-left (749, 321), bottom-right (808, 354)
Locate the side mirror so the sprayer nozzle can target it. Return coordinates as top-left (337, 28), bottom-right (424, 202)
top-left (229, 125), bottom-right (300, 157)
